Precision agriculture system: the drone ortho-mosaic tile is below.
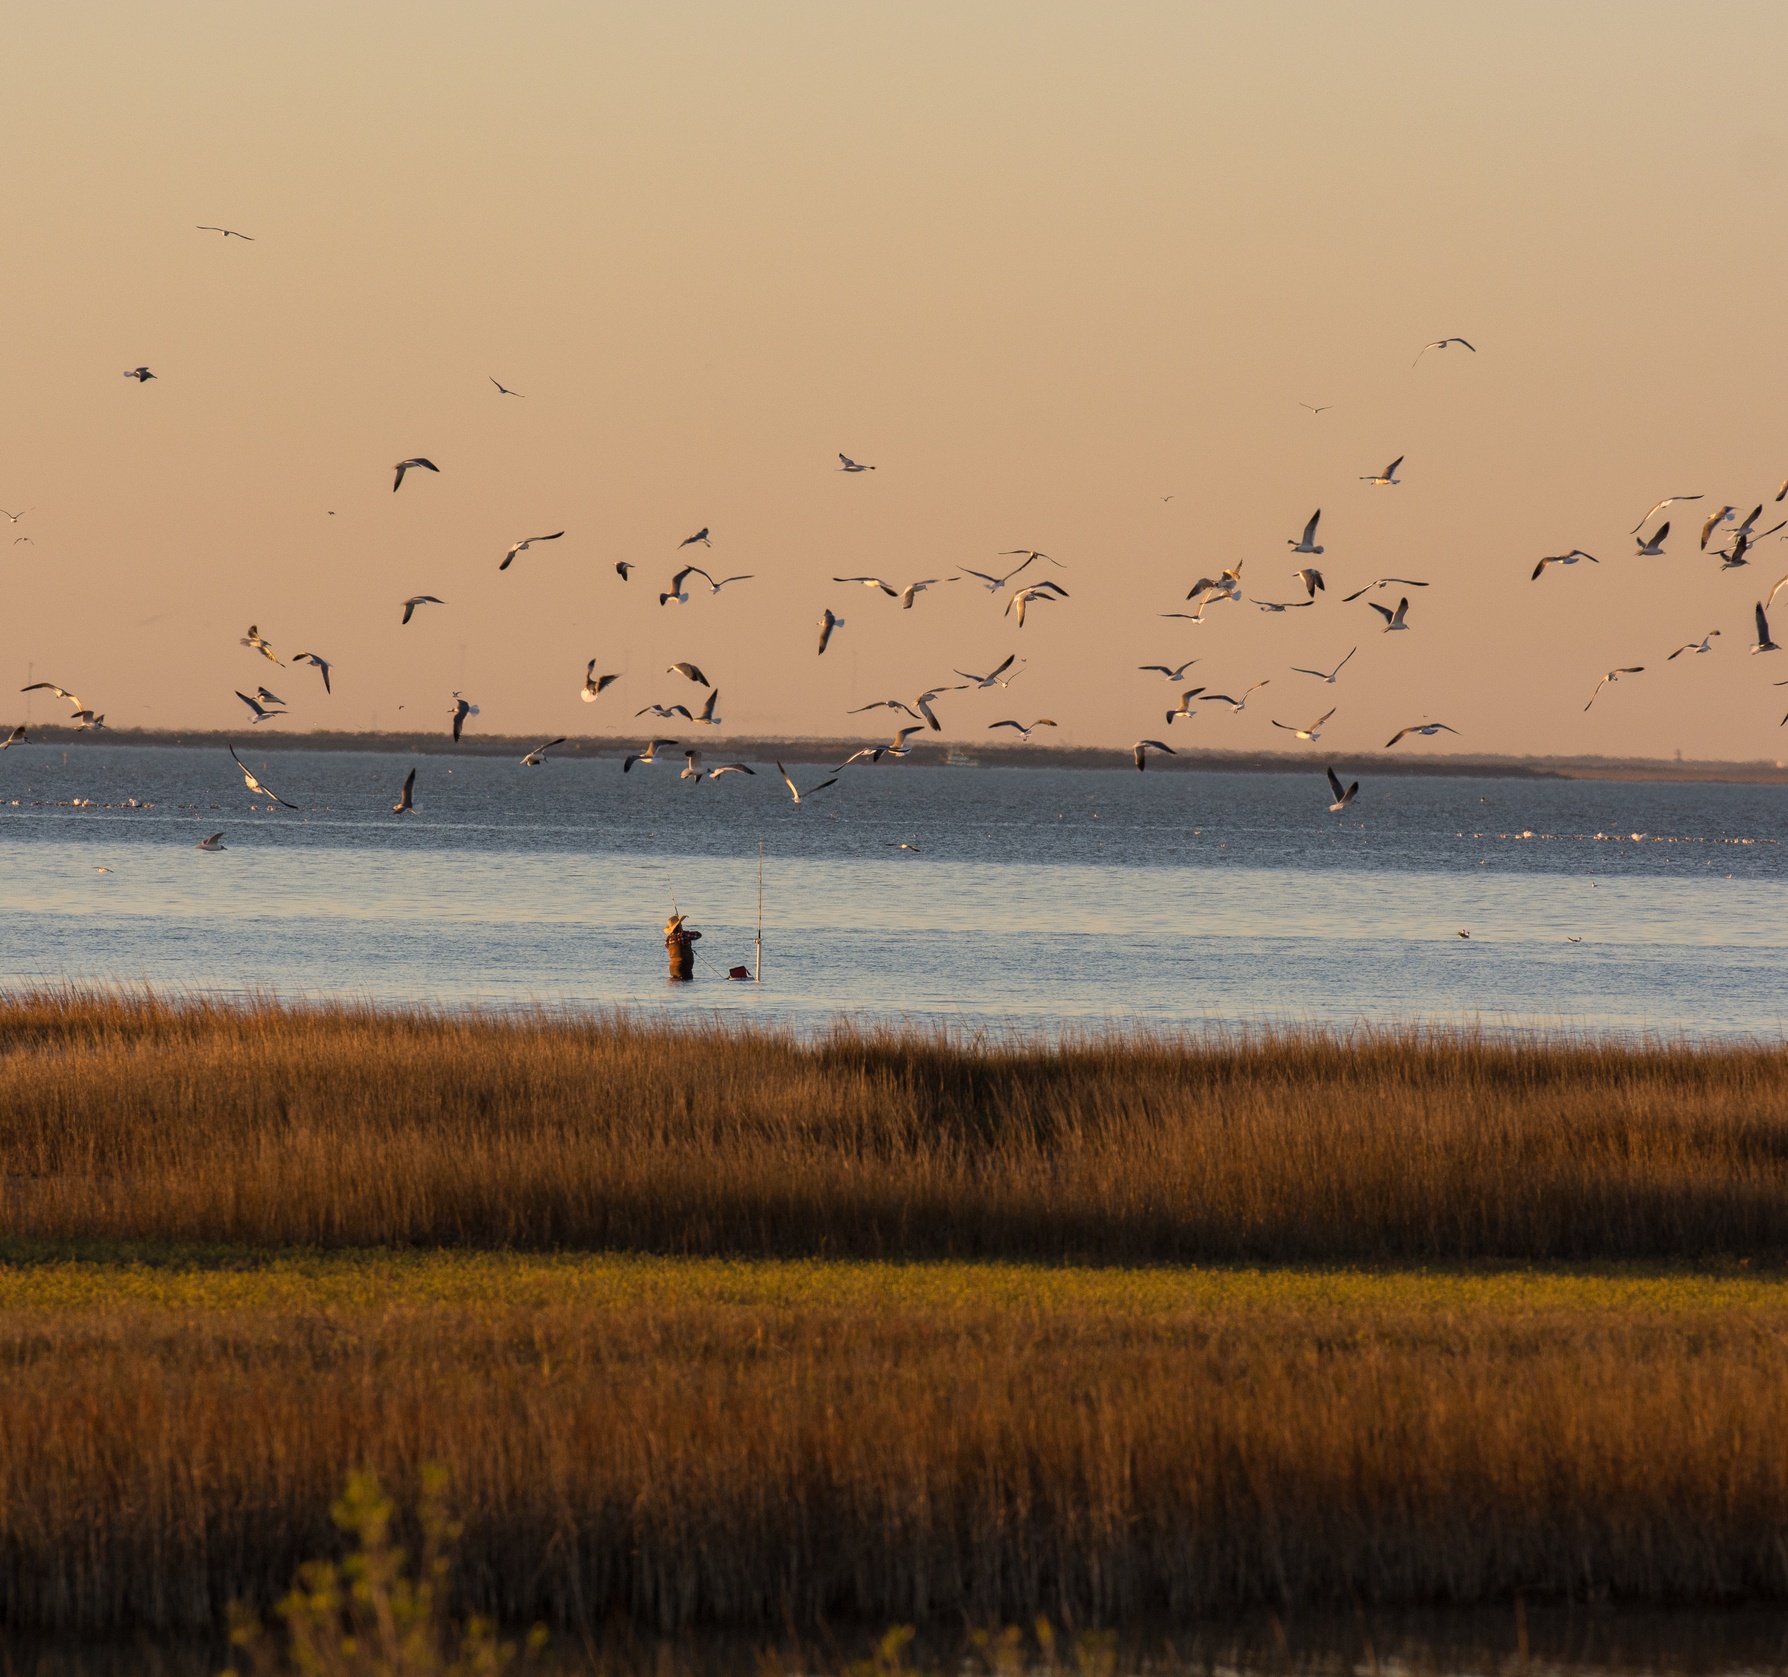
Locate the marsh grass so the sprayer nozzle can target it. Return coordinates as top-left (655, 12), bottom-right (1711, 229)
top-left (3, 989), bottom-right (1788, 1260)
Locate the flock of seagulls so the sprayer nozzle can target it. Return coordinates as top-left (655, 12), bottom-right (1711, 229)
top-left (13, 255), bottom-right (1786, 842)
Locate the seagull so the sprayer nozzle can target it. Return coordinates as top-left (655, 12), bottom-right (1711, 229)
top-left (1340, 578), bottom-right (1428, 602)
top-left (291, 652), bottom-right (333, 693)
top-left (72, 711), bottom-right (107, 731)
top-left (1325, 766), bottom-right (1359, 811)
top-left (836, 746), bottom-right (886, 768)
top-left (849, 698), bottom-right (923, 722)
top-left (392, 768), bottom-right (416, 814)
top-left (1360, 455), bottom-right (1404, 486)
top-left (1634, 523), bottom-right (1670, 556)
top-left (1291, 648), bottom-right (1356, 684)
top-left (884, 726), bottom-right (926, 757)
top-left (833, 576), bottom-right (953, 608)
top-left (0, 508), bottom-right (30, 523)
top-left (1251, 597), bottom-right (1315, 612)
top-left (1630, 497), bottom-right (1699, 535)
top-left (615, 562), bottom-right (634, 580)
top-left (888, 839), bottom-right (922, 853)
top-left (817, 607), bottom-right (844, 654)
top-left (451, 692), bottom-right (479, 742)
top-left (678, 528), bottom-right (712, 548)
top-left (681, 750), bottom-right (704, 783)
top-left (1199, 679), bottom-right (1270, 712)
top-left (1667, 632), bottom-right (1720, 659)
top-left (838, 454), bottom-right (875, 472)
top-left (1139, 659), bottom-right (1200, 682)
top-left (401, 595), bottom-right (445, 625)
top-left (1293, 567), bottom-right (1325, 597)
top-left (1753, 602), bottom-right (1780, 654)
top-left (1717, 533), bottom-right (1753, 570)
top-left (1367, 596), bottom-right (1412, 631)
top-left (1187, 564), bottom-right (1244, 604)
top-left (660, 565), bottom-right (711, 605)
top-left (692, 688), bottom-right (722, 725)
top-left (240, 625), bottom-right (283, 665)
top-left (1132, 739), bottom-right (1176, 770)
top-left (498, 531), bottom-right (565, 571)
top-left (196, 832), bottom-right (225, 849)
top-left (230, 745), bottom-right (298, 809)
top-left (235, 690), bottom-right (286, 724)
top-left (1288, 511), bottom-right (1324, 555)
top-left (776, 761), bottom-right (837, 803)
top-left (1384, 722), bottom-right (1460, 747)
top-left (1700, 507), bottom-right (1737, 550)
top-left (960, 554), bottom-right (1049, 592)
top-left (1412, 338), bottom-right (1476, 366)
top-left (197, 226), bottom-right (254, 239)
top-left (1299, 404), bottom-right (1332, 415)
top-left (999, 549), bottom-right (1060, 567)
top-left (1768, 575), bottom-right (1788, 612)
top-left (1164, 689), bottom-right (1204, 724)
top-left (392, 458), bottom-right (439, 492)
top-left (0, 724), bottom-right (24, 748)
top-left (636, 703), bottom-right (692, 721)
top-left (489, 378), bottom-right (523, 396)
top-left (253, 685), bottom-right (284, 708)
top-left (520, 738), bottom-right (567, 767)
top-left (20, 681), bottom-right (84, 712)
top-left (1532, 550), bottom-right (1599, 580)
top-left (698, 572), bottom-right (754, 594)
top-left (1271, 708), bottom-right (1337, 741)
top-left (122, 367), bottom-right (156, 381)
top-left (709, 763), bottom-right (756, 779)
top-left (1584, 668), bottom-right (1644, 710)
top-left (1006, 586), bottom-right (1058, 627)
top-left (988, 718), bottom-right (1056, 741)
top-left (954, 655), bottom-right (1022, 689)
top-left (622, 739), bottom-right (678, 772)
top-left (666, 662), bottom-right (710, 687)
top-left (1729, 506), bottom-right (1783, 544)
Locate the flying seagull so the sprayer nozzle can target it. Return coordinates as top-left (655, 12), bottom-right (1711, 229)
top-left (451, 692), bottom-right (479, 742)
top-left (196, 832), bottom-right (225, 850)
top-left (20, 681), bottom-right (83, 712)
top-left (1187, 564), bottom-right (1244, 604)
top-left (1384, 722), bottom-right (1460, 747)
top-left (838, 454), bottom-right (875, 472)
top-left (0, 724), bottom-right (25, 749)
top-left (681, 750), bottom-right (705, 783)
top-left (959, 554), bottom-right (1051, 593)
top-left (196, 226), bottom-right (254, 239)
top-left (1132, 739), bottom-right (1176, 771)
top-left (954, 655), bottom-right (1022, 689)
top-left (817, 607), bottom-right (844, 654)
top-left (392, 458), bottom-right (439, 492)
top-left (1368, 596), bottom-right (1412, 631)
top-left (615, 562), bottom-right (634, 581)
top-left (292, 652), bottom-right (333, 693)
top-left (392, 768), bottom-right (416, 814)
top-left (1291, 648), bottom-right (1356, 685)
top-left (666, 662), bottom-right (710, 687)
top-left (832, 576), bottom-right (952, 609)
top-left (499, 531), bottom-right (564, 571)
top-left (582, 661), bottom-right (620, 701)
top-left (1288, 511), bottom-right (1324, 555)
top-left (235, 690), bottom-right (286, 724)
top-left (776, 761), bottom-right (837, 804)
top-left (1341, 577), bottom-right (1428, 601)
top-left (709, 763), bottom-right (756, 779)
top-left (693, 688), bottom-right (722, 725)
top-left (1700, 507), bottom-right (1737, 550)
top-left (1634, 523), bottom-right (1670, 556)
top-left (1666, 632), bottom-right (1720, 659)
top-left (1299, 404), bottom-right (1332, 415)
top-left (1005, 585), bottom-right (1058, 628)
top-left (1293, 567), bottom-right (1325, 597)
top-left (636, 703), bottom-right (692, 721)
top-left (521, 737), bottom-right (567, 767)
top-left (1165, 689), bottom-right (1205, 724)
top-left (1139, 659), bottom-right (1200, 682)
top-left (1584, 668), bottom-right (1644, 710)
top-left (987, 718), bottom-right (1056, 741)
top-left (1325, 766), bottom-right (1359, 811)
top-left (122, 367), bottom-right (156, 382)
top-left (1199, 679), bottom-right (1271, 712)
top-left (1412, 337), bottom-right (1476, 366)
top-left (884, 725), bottom-right (926, 757)
top-left (678, 528), bottom-right (712, 548)
top-left (1753, 602), bottom-right (1781, 654)
top-left (240, 625), bottom-right (284, 665)
top-left (659, 564), bottom-right (710, 605)
top-left (0, 508), bottom-right (31, 523)
top-left (1271, 707), bottom-right (1337, 741)
top-left (1360, 455), bottom-right (1404, 486)
top-left (229, 745), bottom-right (297, 809)
top-left (1251, 597), bottom-right (1314, 612)
top-left (490, 378), bottom-right (523, 396)
top-left (1532, 550), bottom-right (1599, 580)
top-left (401, 595), bottom-right (445, 625)
top-left (623, 739), bottom-right (678, 772)
top-left (1630, 496), bottom-right (1700, 535)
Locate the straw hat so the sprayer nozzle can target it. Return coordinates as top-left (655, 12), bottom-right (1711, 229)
top-left (664, 913), bottom-right (686, 935)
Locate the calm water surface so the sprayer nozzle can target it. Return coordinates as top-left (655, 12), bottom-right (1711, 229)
top-left (1, 744), bottom-right (1783, 1036)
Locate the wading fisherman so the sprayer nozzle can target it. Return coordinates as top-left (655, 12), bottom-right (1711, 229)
top-left (665, 913), bottom-right (701, 981)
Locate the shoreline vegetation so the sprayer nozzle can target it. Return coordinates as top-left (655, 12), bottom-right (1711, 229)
top-left (5, 993), bottom-right (1788, 1636)
top-left (10, 725), bottom-right (1788, 783)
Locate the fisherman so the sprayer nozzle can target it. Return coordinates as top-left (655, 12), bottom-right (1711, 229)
top-left (665, 913), bottom-right (701, 981)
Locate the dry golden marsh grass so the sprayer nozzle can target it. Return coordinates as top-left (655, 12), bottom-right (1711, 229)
top-left (4, 988), bottom-right (1788, 1259)
top-left (5, 992), bottom-right (1788, 1636)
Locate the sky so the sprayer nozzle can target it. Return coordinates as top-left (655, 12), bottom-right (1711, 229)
top-left (6, 1), bottom-right (1788, 760)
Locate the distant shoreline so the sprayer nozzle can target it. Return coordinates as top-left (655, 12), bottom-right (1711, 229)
top-left (15, 725), bottom-right (1788, 784)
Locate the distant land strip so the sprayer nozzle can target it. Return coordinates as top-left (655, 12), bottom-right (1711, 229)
top-left (14, 725), bottom-right (1788, 783)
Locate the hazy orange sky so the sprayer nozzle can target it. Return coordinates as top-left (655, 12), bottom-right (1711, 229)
top-left (7, 2), bottom-right (1788, 760)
